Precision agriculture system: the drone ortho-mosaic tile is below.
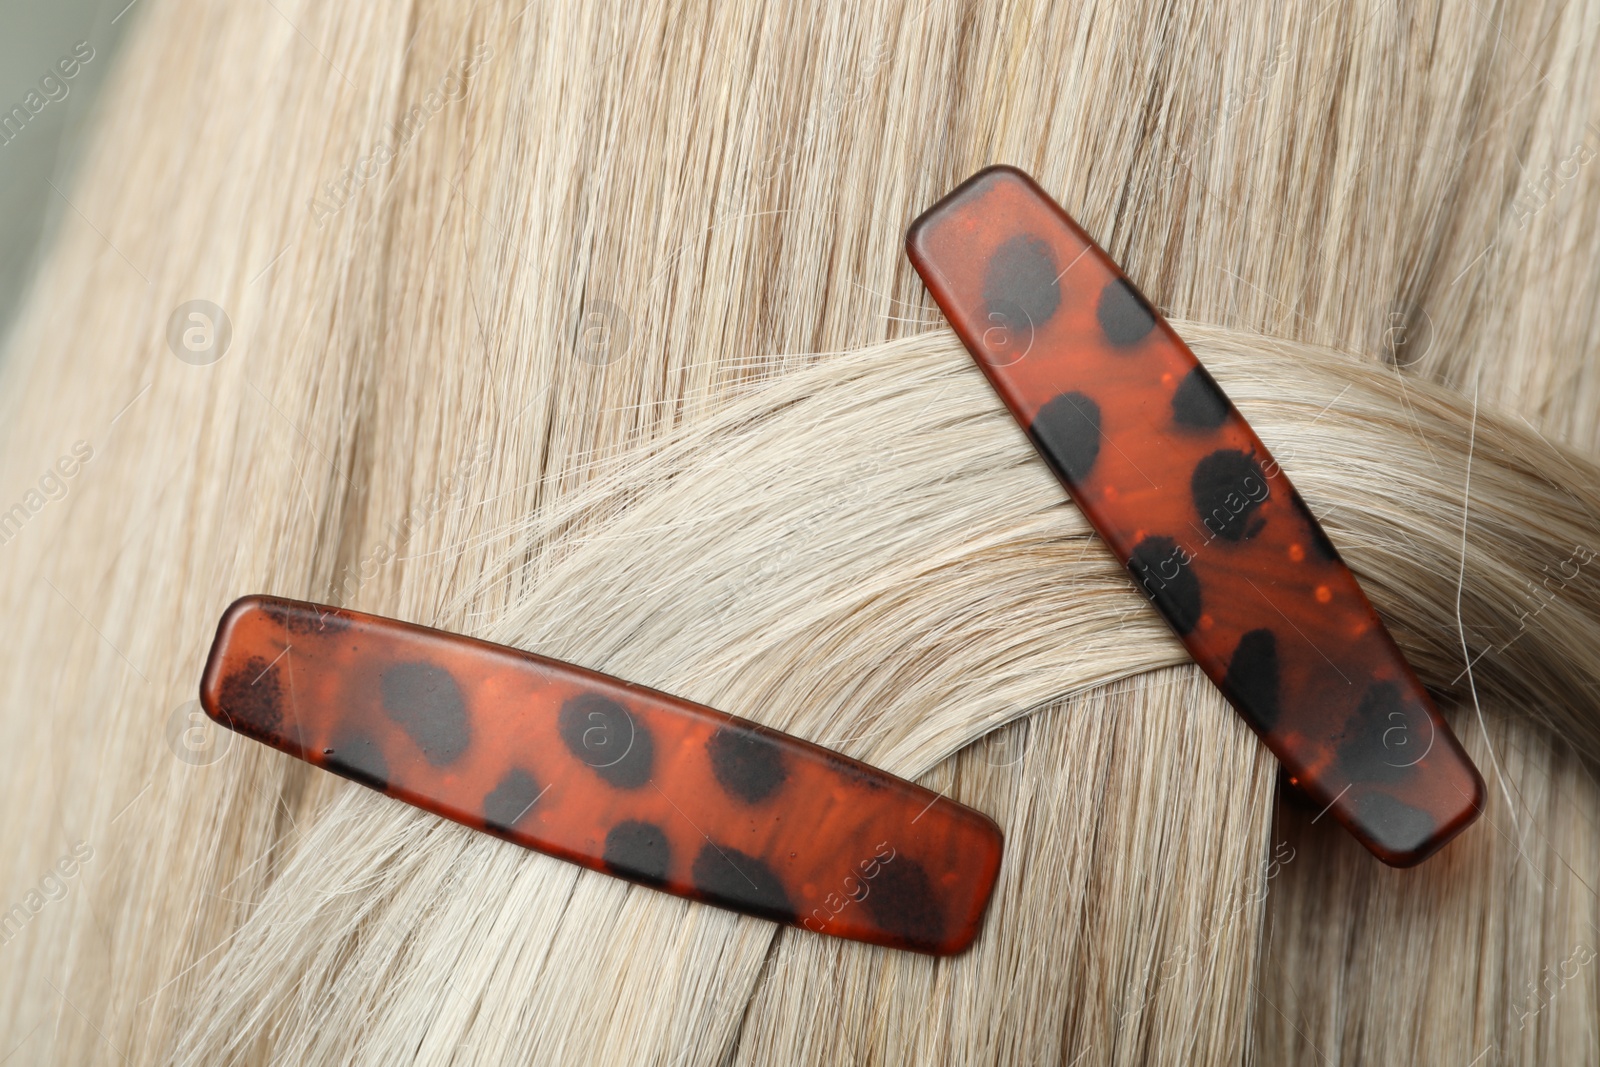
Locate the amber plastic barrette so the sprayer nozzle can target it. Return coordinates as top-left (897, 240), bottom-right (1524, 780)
top-left (199, 595), bottom-right (1003, 953)
top-left (905, 166), bottom-right (1484, 866)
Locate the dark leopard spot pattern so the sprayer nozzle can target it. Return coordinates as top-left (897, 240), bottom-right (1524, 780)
top-left (1337, 682), bottom-right (1426, 785)
top-left (604, 821), bottom-right (673, 886)
top-left (558, 692), bottom-right (655, 788)
top-left (691, 844), bottom-right (794, 924)
top-left (1171, 365), bottom-right (1232, 429)
top-left (325, 733), bottom-right (390, 792)
top-left (1127, 535), bottom-right (1202, 635)
top-left (1192, 450), bottom-right (1269, 541)
top-left (200, 595), bottom-right (1005, 952)
top-left (903, 165), bottom-right (1487, 867)
top-left (1352, 791), bottom-right (1438, 857)
top-left (1223, 629), bottom-right (1281, 732)
top-left (381, 661), bottom-right (471, 766)
top-left (1097, 277), bottom-right (1156, 347)
top-left (862, 857), bottom-right (945, 948)
top-left (1029, 391), bottom-right (1102, 485)
top-left (217, 656), bottom-right (283, 739)
top-left (983, 235), bottom-right (1060, 336)
top-left (483, 767), bottom-right (543, 834)
top-left (707, 726), bottom-right (789, 804)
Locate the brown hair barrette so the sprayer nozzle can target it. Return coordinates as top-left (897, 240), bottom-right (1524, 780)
top-left (200, 595), bottom-right (1004, 954)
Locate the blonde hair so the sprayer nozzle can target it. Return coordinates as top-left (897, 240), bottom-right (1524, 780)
top-left (1, 1), bottom-right (1598, 1063)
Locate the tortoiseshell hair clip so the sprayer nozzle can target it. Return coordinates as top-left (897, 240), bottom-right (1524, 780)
top-left (200, 596), bottom-right (1003, 954)
top-left (905, 166), bottom-right (1484, 866)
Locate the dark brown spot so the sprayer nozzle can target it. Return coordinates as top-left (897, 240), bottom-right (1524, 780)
top-left (861, 857), bottom-right (946, 950)
top-left (1171, 365), bottom-right (1232, 430)
top-left (558, 692), bottom-right (654, 788)
top-left (707, 725), bottom-right (789, 804)
top-left (1352, 790), bottom-right (1437, 857)
top-left (983, 235), bottom-right (1060, 332)
top-left (1337, 682), bottom-right (1427, 785)
top-left (604, 821), bottom-right (673, 886)
top-left (1222, 629), bottom-right (1280, 732)
top-left (324, 733), bottom-right (389, 792)
top-left (1127, 535), bottom-right (1202, 635)
top-left (217, 656), bottom-right (283, 740)
top-left (1192, 450), bottom-right (1269, 541)
top-left (381, 662), bottom-right (471, 766)
top-left (691, 844), bottom-right (794, 924)
top-left (483, 768), bottom-right (542, 834)
top-left (1097, 277), bottom-right (1156, 347)
top-left (1029, 391), bottom-right (1102, 485)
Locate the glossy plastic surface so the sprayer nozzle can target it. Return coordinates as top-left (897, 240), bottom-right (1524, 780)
top-left (906, 165), bottom-right (1483, 866)
top-left (199, 595), bottom-right (1003, 953)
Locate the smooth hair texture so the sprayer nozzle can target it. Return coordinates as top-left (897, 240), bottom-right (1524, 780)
top-left (1, 1), bottom-right (1598, 1064)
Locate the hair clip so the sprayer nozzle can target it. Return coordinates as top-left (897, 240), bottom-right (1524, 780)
top-left (905, 166), bottom-right (1484, 866)
top-left (199, 595), bottom-right (1002, 953)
